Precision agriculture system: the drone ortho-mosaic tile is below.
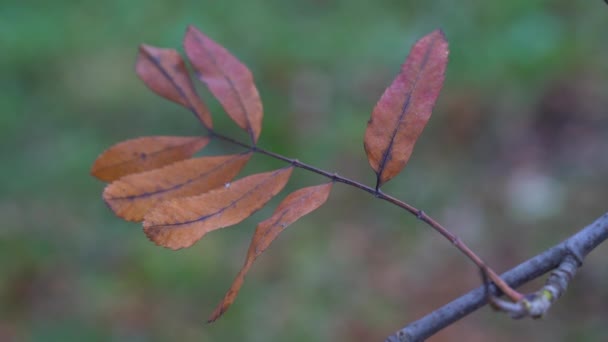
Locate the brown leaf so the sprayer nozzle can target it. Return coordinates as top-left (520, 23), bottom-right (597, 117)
top-left (364, 30), bottom-right (448, 188)
top-left (103, 153), bottom-right (251, 222)
top-left (136, 45), bottom-right (213, 129)
top-left (143, 167), bottom-right (293, 250)
top-left (208, 183), bottom-right (333, 322)
top-left (91, 136), bottom-right (209, 182)
top-left (184, 26), bottom-right (263, 143)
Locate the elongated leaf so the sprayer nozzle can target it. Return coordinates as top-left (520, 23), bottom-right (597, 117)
top-left (136, 45), bottom-right (213, 128)
top-left (103, 153), bottom-right (251, 222)
top-left (144, 167), bottom-right (293, 250)
top-left (91, 136), bottom-right (209, 182)
top-left (184, 26), bottom-right (263, 143)
top-left (364, 29), bottom-right (448, 188)
top-left (208, 183), bottom-right (333, 322)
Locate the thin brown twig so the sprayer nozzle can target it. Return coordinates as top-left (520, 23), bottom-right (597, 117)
top-left (211, 130), bottom-right (524, 302)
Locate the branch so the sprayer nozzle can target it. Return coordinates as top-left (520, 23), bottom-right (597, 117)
top-left (212, 131), bottom-right (523, 301)
top-left (385, 212), bottom-right (608, 342)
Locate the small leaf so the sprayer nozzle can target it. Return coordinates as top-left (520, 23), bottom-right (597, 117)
top-left (136, 45), bottom-right (213, 128)
top-left (103, 153), bottom-right (251, 222)
top-left (91, 136), bottom-right (209, 182)
top-left (184, 26), bottom-right (263, 143)
top-left (144, 167), bottom-right (293, 250)
top-left (208, 183), bottom-right (333, 322)
top-left (364, 29), bottom-right (448, 188)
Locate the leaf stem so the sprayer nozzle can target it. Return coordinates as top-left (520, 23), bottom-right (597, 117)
top-left (211, 130), bottom-right (524, 302)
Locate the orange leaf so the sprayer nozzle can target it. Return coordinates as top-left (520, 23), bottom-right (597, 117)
top-left (103, 153), bottom-right (251, 222)
top-left (143, 167), bottom-right (293, 250)
top-left (208, 183), bottom-right (333, 322)
top-left (364, 29), bottom-right (448, 188)
top-left (91, 136), bottom-right (209, 182)
top-left (136, 45), bottom-right (213, 129)
top-left (184, 26), bottom-right (263, 143)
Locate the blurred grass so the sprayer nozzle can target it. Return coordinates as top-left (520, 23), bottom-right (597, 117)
top-left (1, 1), bottom-right (608, 341)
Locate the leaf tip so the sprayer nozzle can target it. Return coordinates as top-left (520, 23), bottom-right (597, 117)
top-left (429, 28), bottom-right (449, 55)
top-left (142, 223), bottom-right (187, 251)
top-left (137, 44), bottom-right (159, 59)
top-left (185, 25), bottom-right (206, 43)
top-left (103, 183), bottom-right (147, 223)
top-left (185, 24), bottom-right (198, 34)
top-left (90, 161), bottom-right (103, 180)
top-left (433, 28), bottom-right (446, 38)
top-left (142, 211), bottom-right (184, 250)
top-left (207, 309), bottom-right (223, 323)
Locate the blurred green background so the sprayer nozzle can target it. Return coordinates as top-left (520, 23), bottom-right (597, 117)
top-left (2, 1), bottom-right (607, 341)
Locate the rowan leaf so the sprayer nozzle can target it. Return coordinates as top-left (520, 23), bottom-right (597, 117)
top-left (91, 136), bottom-right (209, 182)
top-left (184, 26), bottom-right (263, 144)
top-left (103, 153), bottom-right (251, 222)
top-left (143, 167), bottom-right (293, 250)
top-left (208, 183), bottom-right (333, 322)
top-left (364, 29), bottom-right (448, 188)
top-left (136, 45), bottom-right (213, 128)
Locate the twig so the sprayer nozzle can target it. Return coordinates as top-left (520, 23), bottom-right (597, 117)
top-left (385, 212), bottom-right (608, 342)
top-left (211, 130), bottom-right (523, 301)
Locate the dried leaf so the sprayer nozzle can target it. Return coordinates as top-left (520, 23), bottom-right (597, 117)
top-left (184, 26), bottom-right (263, 143)
top-left (103, 153), bottom-right (251, 222)
top-left (136, 45), bottom-right (213, 128)
top-left (144, 167), bottom-right (293, 250)
top-left (91, 136), bottom-right (209, 182)
top-left (208, 183), bottom-right (333, 322)
top-left (364, 29), bottom-right (448, 188)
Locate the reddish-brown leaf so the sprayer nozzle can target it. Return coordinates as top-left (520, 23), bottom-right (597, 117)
top-left (136, 45), bottom-right (213, 128)
top-left (103, 153), bottom-right (251, 222)
top-left (184, 26), bottom-right (263, 143)
top-left (364, 29), bottom-right (448, 188)
top-left (91, 136), bottom-right (209, 182)
top-left (143, 167), bottom-right (293, 250)
top-left (208, 183), bottom-right (333, 322)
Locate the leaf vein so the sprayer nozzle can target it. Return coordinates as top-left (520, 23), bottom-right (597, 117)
top-left (110, 153), bottom-right (246, 201)
top-left (193, 34), bottom-right (255, 142)
top-left (376, 34), bottom-right (440, 184)
top-left (147, 168), bottom-right (287, 228)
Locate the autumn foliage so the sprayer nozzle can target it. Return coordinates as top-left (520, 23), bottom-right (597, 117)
top-left (92, 25), bottom-right (448, 321)
top-left (364, 30), bottom-right (447, 188)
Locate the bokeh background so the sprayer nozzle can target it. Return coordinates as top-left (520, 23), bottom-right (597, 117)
top-left (2, 1), bottom-right (607, 341)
